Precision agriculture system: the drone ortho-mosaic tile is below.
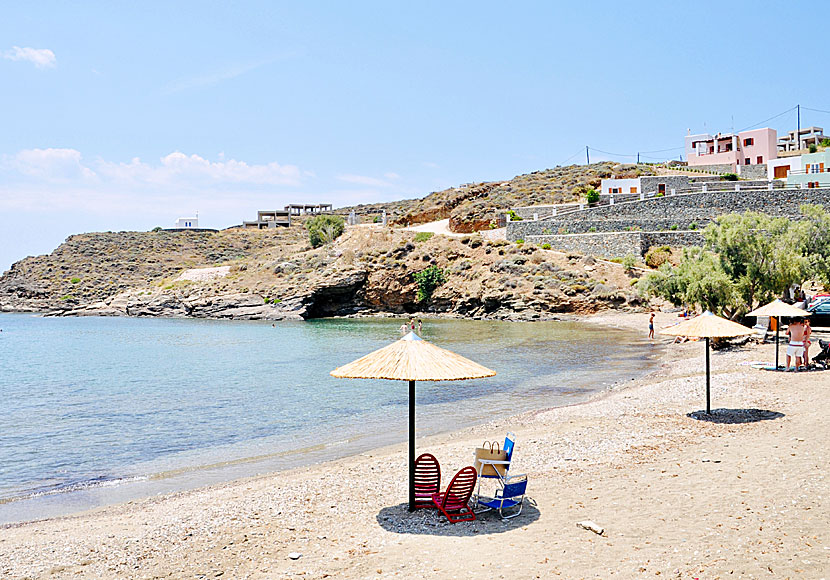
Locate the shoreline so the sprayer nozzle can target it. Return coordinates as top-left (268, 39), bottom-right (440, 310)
top-left (1, 310), bottom-right (827, 579)
top-left (0, 313), bottom-right (653, 526)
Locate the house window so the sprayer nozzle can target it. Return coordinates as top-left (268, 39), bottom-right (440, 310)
top-left (743, 137), bottom-right (754, 146)
top-left (745, 158), bottom-right (751, 165)
top-left (630, 187), bottom-right (637, 193)
top-left (757, 156), bottom-right (763, 164)
top-left (808, 182), bottom-right (819, 188)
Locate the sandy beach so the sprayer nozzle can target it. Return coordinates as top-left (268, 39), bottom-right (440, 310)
top-left (1, 311), bottom-right (828, 579)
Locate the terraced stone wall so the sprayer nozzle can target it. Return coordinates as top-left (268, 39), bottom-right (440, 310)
top-left (507, 187), bottom-right (830, 240)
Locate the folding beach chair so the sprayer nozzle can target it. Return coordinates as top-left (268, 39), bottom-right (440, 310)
top-left (473, 432), bottom-right (515, 501)
top-left (431, 466), bottom-right (477, 523)
top-left (475, 473), bottom-right (528, 520)
top-left (413, 453), bottom-right (441, 509)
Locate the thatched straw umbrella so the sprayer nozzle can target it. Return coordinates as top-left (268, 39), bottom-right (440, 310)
top-left (747, 299), bottom-right (810, 370)
top-left (661, 311), bottom-right (753, 414)
top-left (331, 331), bottom-right (495, 511)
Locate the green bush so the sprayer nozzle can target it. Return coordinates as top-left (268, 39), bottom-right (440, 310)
top-left (515, 239), bottom-right (524, 245)
top-left (69, 277), bottom-right (81, 284)
top-left (670, 224), bottom-right (679, 230)
top-left (809, 143), bottom-right (818, 153)
top-left (721, 173), bottom-right (739, 181)
top-left (306, 215), bottom-right (345, 248)
top-left (690, 222), bottom-right (698, 230)
top-left (586, 188), bottom-right (600, 204)
top-left (506, 210), bottom-right (523, 221)
top-left (622, 254), bottom-right (637, 271)
top-left (588, 226), bottom-right (597, 232)
top-left (414, 232), bottom-right (434, 243)
top-left (151, 226), bottom-right (162, 232)
top-left (413, 265), bottom-right (447, 302)
top-left (820, 138), bottom-right (830, 147)
top-left (541, 243), bottom-right (551, 250)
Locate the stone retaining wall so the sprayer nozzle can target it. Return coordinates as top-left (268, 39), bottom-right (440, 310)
top-left (737, 164), bottom-right (768, 179)
top-left (524, 231), bottom-right (705, 258)
top-left (507, 187), bottom-right (830, 239)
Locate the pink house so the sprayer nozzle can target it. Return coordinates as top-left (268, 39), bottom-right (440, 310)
top-left (685, 127), bottom-right (777, 170)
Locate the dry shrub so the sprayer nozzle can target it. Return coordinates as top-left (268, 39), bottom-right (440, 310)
top-left (341, 249), bottom-right (355, 265)
top-left (530, 251), bottom-right (545, 265)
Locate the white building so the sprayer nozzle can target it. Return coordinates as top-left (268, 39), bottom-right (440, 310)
top-left (174, 217), bottom-right (199, 228)
top-left (767, 156), bottom-right (803, 181)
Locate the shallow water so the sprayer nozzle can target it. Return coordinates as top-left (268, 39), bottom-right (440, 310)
top-left (0, 314), bottom-right (657, 523)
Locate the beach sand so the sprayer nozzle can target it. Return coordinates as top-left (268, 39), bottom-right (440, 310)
top-left (1, 311), bottom-right (828, 579)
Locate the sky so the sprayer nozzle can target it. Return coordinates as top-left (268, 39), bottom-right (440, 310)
top-left (2, 1), bottom-right (829, 271)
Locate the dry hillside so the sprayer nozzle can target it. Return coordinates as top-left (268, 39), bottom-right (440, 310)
top-left (0, 224), bottom-right (645, 320)
top-left (338, 162), bottom-right (656, 232)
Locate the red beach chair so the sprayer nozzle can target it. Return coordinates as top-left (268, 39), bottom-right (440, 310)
top-left (413, 453), bottom-right (441, 509)
top-left (431, 466), bottom-right (478, 523)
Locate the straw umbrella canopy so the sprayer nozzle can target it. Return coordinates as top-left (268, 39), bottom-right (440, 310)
top-left (331, 331), bottom-right (495, 510)
top-left (661, 311), bottom-right (753, 414)
top-left (747, 299), bottom-right (811, 370)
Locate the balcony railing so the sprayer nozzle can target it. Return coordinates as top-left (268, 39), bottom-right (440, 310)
top-left (788, 168), bottom-right (828, 175)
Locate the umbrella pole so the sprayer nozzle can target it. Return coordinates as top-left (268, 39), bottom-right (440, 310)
top-left (705, 337), bottom-right (711, 414)
top-left (408, 379), bottom-right (415, 512)
top-left (775, 318), bottom-right (780, 370)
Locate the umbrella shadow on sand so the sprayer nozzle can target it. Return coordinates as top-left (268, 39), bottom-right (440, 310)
top-left (376, 501), bottom-right (541, 536)
top-left (687, 408), bottom-right (785, 424)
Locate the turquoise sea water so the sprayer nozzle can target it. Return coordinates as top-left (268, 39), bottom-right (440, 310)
top-left (0, 313), bottom-right (657, 523)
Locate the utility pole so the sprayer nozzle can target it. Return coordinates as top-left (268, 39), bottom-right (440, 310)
top-left (586, 146), bottom-right (590, 165)
top-left (637, 152), bottom-right (640, 164)
top-left (797, 104), bottom-right (801, 150)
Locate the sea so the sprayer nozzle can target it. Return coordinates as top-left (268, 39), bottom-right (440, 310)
top-left (0, 313), bottom-right (658, 524)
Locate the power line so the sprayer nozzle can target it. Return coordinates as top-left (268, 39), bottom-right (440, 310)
top-left (557, 148), bottom-right (585, 166)
top-left (587, 147), bottom-right (637, 158)
top-left (737, 105), bottom-right (797, 132)
top-left (803, 106), bottom-right (830, 116)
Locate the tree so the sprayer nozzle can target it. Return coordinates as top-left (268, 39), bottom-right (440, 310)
top-left (638, 247), bottom-right (738, 317)
top-left (789, 204), bottom-right (830, 285)
top-left (306, 215), bottom-right (345, 248)
top-left (703, 212), bottom-right (802, 312)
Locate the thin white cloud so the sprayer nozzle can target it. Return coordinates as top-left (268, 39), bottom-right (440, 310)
top-left (9, 148), bottom-right (96, 181)
top-left (422, 162), bottom-right (440, 169)
top-left (97, 151), bottom-right (302, 186)
top-left (163, 55), bottom-right (287, 94)
top-left (336, 174), bottom-right (392, 188)
top-left (2, 148), bottom-right (303, 193)
top-left (384, 172), bottom-right (400, 180)
top-left (2, 46), bottom-right (56, 69)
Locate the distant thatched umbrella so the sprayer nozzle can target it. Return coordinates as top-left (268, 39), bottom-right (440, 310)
top-left (747, 299), bottom-right (810, 370)
top-left (331, 331), bottom-right (495, 510)
top-left (661, 311), bottom-right (753, 413)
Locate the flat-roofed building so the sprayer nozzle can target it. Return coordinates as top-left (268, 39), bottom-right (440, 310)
top-left (243, 210), bottom-right (291, 228)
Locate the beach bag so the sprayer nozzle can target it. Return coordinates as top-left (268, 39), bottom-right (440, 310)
top-left (474, 441), bottom-right (508, 477)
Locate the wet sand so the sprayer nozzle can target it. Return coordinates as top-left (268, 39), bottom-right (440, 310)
top-left (1, 311), bottom-right (828, 579)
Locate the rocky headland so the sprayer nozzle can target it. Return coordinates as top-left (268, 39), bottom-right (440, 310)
top-left (0, 221), bottom-right (644, 321)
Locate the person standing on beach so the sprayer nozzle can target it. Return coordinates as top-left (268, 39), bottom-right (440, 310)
top-left (648, 312), bottom-right (655, 339)
top-left (785, 317), bottom-right (806, 371)
top-left (417, 319), bottom-right (422, 335)
top-left (803, 318), bottom-right (812, 370)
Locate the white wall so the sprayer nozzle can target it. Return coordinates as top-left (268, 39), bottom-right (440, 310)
top-left (600, 178), bottom-right (640, 195)
top-left (767, 157), bottom-right (802, 180)
top-left (174, 217), bottom-right (199, 228)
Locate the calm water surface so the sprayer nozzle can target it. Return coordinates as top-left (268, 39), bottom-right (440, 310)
top-left (0, 314), bottom-right (657, 523)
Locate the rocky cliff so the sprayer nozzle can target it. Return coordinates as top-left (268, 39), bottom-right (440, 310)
top-left (0, 224), bottom-right (645, 321)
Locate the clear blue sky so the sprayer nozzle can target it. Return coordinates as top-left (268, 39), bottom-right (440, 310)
top-left (2, 1), bottom-right (829, 271)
